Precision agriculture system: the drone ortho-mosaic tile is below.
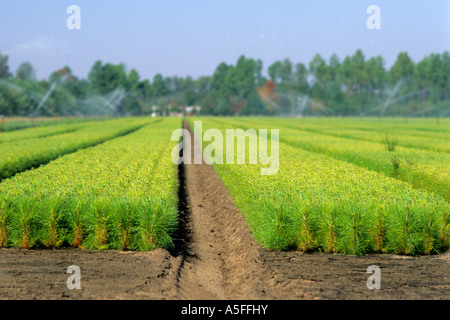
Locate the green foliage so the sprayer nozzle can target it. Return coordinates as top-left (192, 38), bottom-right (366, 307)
top-left (16, 62), bottom-right (36, 81)
top-left (0, 119), bottom-right (179, 251)
top-left (0, 122), bottom-right (86, 144)
top-left (382, 133), bottom-right (398, 152)
top-left (0, 52), bottom-right (10, 78)
top-left (0, 118), bottom-right (147, 180)
top-left (1, 49), bottom-right (449, 117)
top-left (190, 118), bottom-right (450, 256)
top-left (227, 117), bottom-right (450, 202)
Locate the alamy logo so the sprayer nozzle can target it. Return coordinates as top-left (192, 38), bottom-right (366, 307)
top-left (367, 265), bottom-right (381, 290)
top-left (66, 5), bottom-right (81, 30)
top-left (66, 265), bottom-right (81, 290)
top-left (366, 5), bottom-right (381, 30)
top-left (171, 121), bottom-right (279, 175)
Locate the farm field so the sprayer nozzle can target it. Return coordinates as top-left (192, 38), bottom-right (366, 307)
top-left (211, 117), bottom-right (450, 201)
top-left (0, 118), bottom-right (153, 181)
top-left (188, 117), bottom-right (450, 256)
top-left (0, 122), bottom-right (87, 144)
top-left (0, 116), bottom-right (110, 133)
top-left (0, 116), bottom-right (448, 300)
top-left (2, 0), bottom-right (449, 306)
top-left (0, 118), bottom-right (180, 250)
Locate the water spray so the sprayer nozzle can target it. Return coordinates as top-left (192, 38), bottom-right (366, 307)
top-left (32, 72), bottom-right (70, 117)
top-left (408, 105), bottom-right (437, 117)
top-left (380, 79), bottom-right (403, 117)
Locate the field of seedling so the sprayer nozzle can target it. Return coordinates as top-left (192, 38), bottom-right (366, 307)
top-left (188, 117), bottom-right (450, 256)
top-left (0, 117), bottom-right (449, 255)
top-left (0, 116), bottom-right (448, 300)
top-left (0, 118), bottom-right (180, 250)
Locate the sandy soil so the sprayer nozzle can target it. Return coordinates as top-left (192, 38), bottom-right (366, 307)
top-left (0, 121), bottom-right (448, 300)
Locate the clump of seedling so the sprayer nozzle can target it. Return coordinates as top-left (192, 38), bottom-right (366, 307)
top-left (297, 205), bottom-right (315, 252)
top-left (382, 133), bottom-right (402, 177)
top-left (390, 154), bottom-right (401, 177)
top-left (372, 206), bottom-right (386, 252)
top-left (440, 210), bottom-right (449, 251)
top-left (0, 201), bottom-right (7, 247)
top-left (42, 208), bottom-right (62, 248)
top-left (422, 209), bottom-right (435, 255)
top-left (72, 206), bottom-right (84, 248)
top-left (383, 133), bottom-right (398, 152)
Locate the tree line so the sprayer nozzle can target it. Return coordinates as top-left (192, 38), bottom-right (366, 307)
top-left (0, 49), bottom-right (448, 117)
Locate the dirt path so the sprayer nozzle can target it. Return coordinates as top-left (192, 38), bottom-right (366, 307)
top-left (0, 120), bottom-right (448, 300)
top-left (167, 121), bottom-right (268, 299)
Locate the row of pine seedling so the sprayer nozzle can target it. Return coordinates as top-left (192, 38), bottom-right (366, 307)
top-left (0, 119), bottom-right (180, 250)
top-left (193, 118), bottom-right (450, 255)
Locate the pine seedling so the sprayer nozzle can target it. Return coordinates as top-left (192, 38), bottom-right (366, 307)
top-left (96, 208), bottom-right (108, 249)
top-left (382, 133), bottom-right (398, 152)
top-left (439, 210), bottom-right (449, 251)
top-left (43, 207), bottom-right (63, 248)
top-left (321, 207), bottom-right (336, 253)
top-left (422, 208), bottom-right (436, 255)
top-left (138, 204), bottom-right (156, 251)
top-left (390, 154), bottom-right (401, 178)
top-left (73, 206), bottom-right (83, 248)
top-left (373, 206), bottom-right (386, 252)
top-left (297, 205), bottom-right (315, 252)
top-left (347, 210), bottom-right (365, 255)
top-left (120, 208), bottom-right (132, 250)
top-left (16, 200), bottom-right (34, 249)
top-left (0, 200), bottom-right (8, 247)
top-left (400, 206), bottom-right (411, 255)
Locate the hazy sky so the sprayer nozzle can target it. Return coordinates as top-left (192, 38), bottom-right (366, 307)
top-left (1, 0), bottom-right (449, 81)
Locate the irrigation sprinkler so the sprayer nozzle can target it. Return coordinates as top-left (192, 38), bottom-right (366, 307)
top-left (408, 105), bottom-right (437, 117)
top-left (31, 70), bottom-right (70, 118)
top-left (76, 87), bottom-right (129, 117)
top-left (380, 79), bottom-right (403, 117)
top-left (294, 95), bottom-right (309, 117)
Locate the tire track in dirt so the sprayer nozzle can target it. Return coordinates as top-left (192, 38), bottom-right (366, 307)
top-left (169, 121), bottom-right (269, 300)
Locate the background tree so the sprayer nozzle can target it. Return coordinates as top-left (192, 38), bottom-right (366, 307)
top-left (0, 52), bottom-right (10, 78)
top-left (16, 62), bottom-right (36, 81)
top-left (308, 54), bottom-right (328, 111)
top-left (389, 52), bottom-right (415, 86)
top-left (89, 62), bottom-right (127, 95)
top-left (0, 49), bottom-right (448, 118)
top-left (294, 63), bottom-right (309, 94)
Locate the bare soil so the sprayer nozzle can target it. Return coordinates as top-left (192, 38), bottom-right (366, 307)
top-left (0, 121), bottom-right (448, 300)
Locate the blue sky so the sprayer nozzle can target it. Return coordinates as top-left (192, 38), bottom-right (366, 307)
top-left (1, 0), bottom-right (449, 81)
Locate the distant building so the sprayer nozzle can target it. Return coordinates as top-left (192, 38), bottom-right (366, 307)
top-left (151, 104), bottom-right (201, 117)
top-left (185, 105), bottom-right (201, 116)
top-left (169, 111), bottom-right (184, 117)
